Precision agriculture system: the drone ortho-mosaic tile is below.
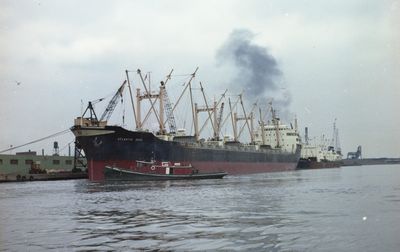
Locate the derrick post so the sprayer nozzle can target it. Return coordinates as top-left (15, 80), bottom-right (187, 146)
top-left (136, 88), bottom-right (141, 129)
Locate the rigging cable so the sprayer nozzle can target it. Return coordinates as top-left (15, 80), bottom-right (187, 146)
top-left (59, 139), bottom-right (76, 153)
top-left (0, 129), bottom-right (71, 154)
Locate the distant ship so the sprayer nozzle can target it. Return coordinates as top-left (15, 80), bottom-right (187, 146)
top-left (71, 69), bottom-right (301, 181)
top-left (297, 122), bottom-right (342, 169)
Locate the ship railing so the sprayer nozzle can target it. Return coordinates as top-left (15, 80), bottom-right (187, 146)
top-left (184, 141), bottom-right (293, 154)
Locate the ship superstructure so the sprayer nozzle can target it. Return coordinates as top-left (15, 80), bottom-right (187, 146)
top-left (254, 116), bottom-right (301, 154)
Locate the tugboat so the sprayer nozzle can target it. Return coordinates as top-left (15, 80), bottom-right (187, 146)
top-left (105, 161), bottom-right (227, 181)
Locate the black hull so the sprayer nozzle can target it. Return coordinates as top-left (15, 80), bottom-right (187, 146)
top-left (72, 125), bottom-right (301, 180)
top-left (297, 158), bottom-right (342, 169)
top-left (73, 126), bottom-right (300, 163)
top-left (105, 166), bottom-right (227, 181)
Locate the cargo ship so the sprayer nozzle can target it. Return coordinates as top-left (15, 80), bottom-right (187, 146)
top-left (71, 69), bottom-right (301, 181)
top-left (297, 123), bottom-right (342, 169)
top-left (297, 146), bottom-right (342, 169)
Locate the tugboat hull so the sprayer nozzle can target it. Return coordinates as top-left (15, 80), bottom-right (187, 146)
top-left (105, 166), bottom-right (227, 181)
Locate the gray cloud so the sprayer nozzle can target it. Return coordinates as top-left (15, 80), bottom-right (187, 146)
top-left (0, 1), bottom-right (398, 157)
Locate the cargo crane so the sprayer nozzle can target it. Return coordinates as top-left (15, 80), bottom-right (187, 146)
top-left (215, 102), bottom-right (224, 140)
top-left (80, 80), bottom-right (127, 126)
top-left (347, 146), bottom-right (362, 159)
top-left (160, 80), bottom-right (177, 134)
top-left (74, 80), bottom-right (127, 171)
top-left (99, 80), bottom-right (127, 122)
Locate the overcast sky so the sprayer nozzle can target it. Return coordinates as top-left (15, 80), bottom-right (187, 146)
top-left (1, 0), bottom-right (399, 157)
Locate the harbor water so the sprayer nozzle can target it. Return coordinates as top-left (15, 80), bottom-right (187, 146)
top-left (1, 164), bottom-right (399, 251)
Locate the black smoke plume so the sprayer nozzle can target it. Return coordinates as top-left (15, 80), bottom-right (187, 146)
top-left (216, 29), bottom-right (292, 120)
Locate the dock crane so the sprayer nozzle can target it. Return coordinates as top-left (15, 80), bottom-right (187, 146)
top-left (347, 146), bottom-right (362, 159)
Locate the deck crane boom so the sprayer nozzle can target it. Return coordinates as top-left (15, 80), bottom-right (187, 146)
top-left (159, 69), bottom-right (176, 134)
top-left (99, 80), bottom-right (127, 122)
top-left (215, 102), bottom-right (224, 139)
top-left (160, 80), bottom-right (177, 133)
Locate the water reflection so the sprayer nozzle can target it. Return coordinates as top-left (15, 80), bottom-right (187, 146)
top-left (69, 173), bottom-right (300, 250)
top-left (72, 207), bottom-right (288, 251)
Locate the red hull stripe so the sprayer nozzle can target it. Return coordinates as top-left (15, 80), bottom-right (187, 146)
top-left (88, 160), bottom-right (297, 181)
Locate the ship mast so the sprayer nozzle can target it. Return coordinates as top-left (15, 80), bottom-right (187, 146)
top-left (125, 70), bottom-right (138, 129)
top-left (164, 67), bottom-right (199, 129)
top-left (136, 88), bottom-right (142, 129)
top-left (236, 95), bottom-right (256, 143)
top-left (199, 82), bottom-right (216, 139)
top-left (259, 108), bottom-right (266, 145)
top-left (331, 118), bottom-right (341, 155)
top-left (188, 68), bottom-right (199, 140)
top-left (271, 106), bottom-right (281, 148)
top-left (133, 69), bottom-right (176, 134)
top-left (221, 92), bottom-right (240, 128)
top-left (226, 94), bottom-right (243, 142)
top-left (136, 86), bottom-right (162, 131)
top-left (136, 69), bottom-right (162, 131)
top-left (229, 98), bottom-right (238, 141)
top-left (159, 82), bottom-right (165, 134)
top-left (198, 90), bottom-right (227, 135)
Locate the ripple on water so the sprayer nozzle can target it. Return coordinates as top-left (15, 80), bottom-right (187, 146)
top-left (1, 165), bottom-right (400, 251)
